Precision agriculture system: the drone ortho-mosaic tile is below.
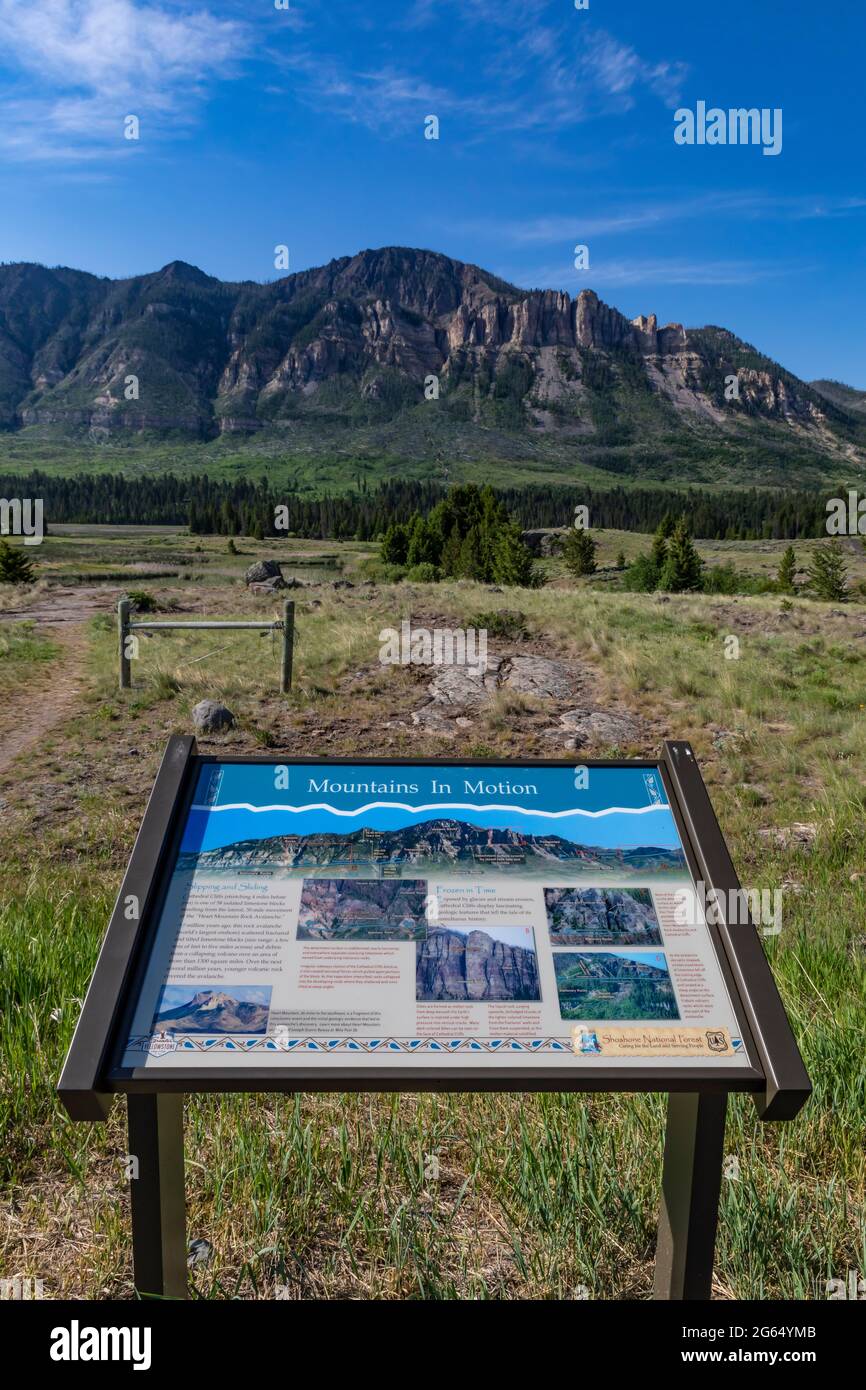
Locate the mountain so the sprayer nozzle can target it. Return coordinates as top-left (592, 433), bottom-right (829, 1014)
top-left (1, 247), bottom-right (863, 487)
top-left (811, 379), bottom-right (866, 418)
top-left (416, 927), bottom-right (540, 1002)
top-left (155, 989), bottom-right (269, 1034)
top-left (177, 818), bottom-right (687, 875)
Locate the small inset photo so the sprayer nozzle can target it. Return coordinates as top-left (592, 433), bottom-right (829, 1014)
top-left (544, 886), bottom-right (662, 946)
top-left (553, 951), bottom-right (678, 1021)
top-left (416, 924), bottom-right (540, 1002)
top-left (297, 878), bottom-right (429, 941)
top-left (152, 985), bottom-right (272, 1035)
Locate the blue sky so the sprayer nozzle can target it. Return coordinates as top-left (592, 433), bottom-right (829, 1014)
top-left (0, 1), bottom-right (863, 384)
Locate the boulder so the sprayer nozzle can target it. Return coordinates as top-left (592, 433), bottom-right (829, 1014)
top-left (192, 700), bottom-right (235, 734)
top-left (411, 705), bottom-right (459, 734)
top-left (546, 707), bottom-right (644, 749)
top-left (245, 559), bottom-right (284, 586)
top-left (521, 528), bottom-right (567, 557)
top-left (500, 655), bottom-right (582, 701)
top-left (249, 575), bottom-right (287, 594)
top-left (758, 823), bottom-right (818, 850)
top-left (428, 658), bottom-right (503, 709)
top-left (422, 653), bottom-right (584, 715)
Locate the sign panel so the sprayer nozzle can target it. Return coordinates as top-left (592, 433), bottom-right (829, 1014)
top-left (113, 759), bottom-right (754, 1075)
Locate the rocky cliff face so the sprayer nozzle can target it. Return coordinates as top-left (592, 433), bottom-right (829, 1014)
top-left (543, 887), bottom-right (662, 944)
top-left (416, 927), bottom-right (540, 1002)
top-left (0, 247), bottom-right (861, 473)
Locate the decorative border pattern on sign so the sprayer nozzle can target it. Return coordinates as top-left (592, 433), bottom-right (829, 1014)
top-left (132, 1034), bottom-right (574, 1054)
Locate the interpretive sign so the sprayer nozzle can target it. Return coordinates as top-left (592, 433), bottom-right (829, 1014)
top-left (117, 758), bottom-right (754, 1078)
top-left (58, 738), bottom-right (810, 1300)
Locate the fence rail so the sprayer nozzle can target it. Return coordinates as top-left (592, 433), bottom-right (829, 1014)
top-left (118, 599), bottom-right (295, 693)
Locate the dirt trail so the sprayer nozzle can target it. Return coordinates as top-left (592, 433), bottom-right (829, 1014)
top-left (0, 587), bottom-right (115, 779)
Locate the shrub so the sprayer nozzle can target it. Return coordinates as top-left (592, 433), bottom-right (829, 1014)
top-left (404, 562), bottom-right (440, 582)
top-left (125, 589), bottom-right (158, 613)
top-left (622, 552), bottom-right (661, 592)
top-left (469, 609), bottom-right (528, 639)
top-left (701, 563), bottom-right (743, 594)
top-left (357, 556), bottom-right (407, 584)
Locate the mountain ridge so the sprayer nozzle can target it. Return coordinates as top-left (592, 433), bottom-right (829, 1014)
top-left (1, 246), bottom-right (863, 487)
top-left (177, 817), bottom-right (687, 875)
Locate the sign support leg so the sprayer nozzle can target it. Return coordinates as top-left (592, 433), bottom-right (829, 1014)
top-left (653, 1091), bottom-right (727, 1301)
top-left (127, 1094), bottom-right (188, 1299)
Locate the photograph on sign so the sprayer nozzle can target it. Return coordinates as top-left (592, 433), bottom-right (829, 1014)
top-left (115, 760), bottom-right (752, 1074)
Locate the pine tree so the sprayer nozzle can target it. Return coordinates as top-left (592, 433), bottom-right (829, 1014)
top-left (624, 552), bottom-right (660, 592)
top-left (0, 540), bottom-right (36, 584)
top-left (491, 523), bottom-right (538, 587)
top-left (438, 524), bottom-right (463, 578)
top-left (381, 521), bottom-right (410, 565)
top-left (659, 517), bottom-right (703, 592)
top-left (616, 550), bottom-right (626, 570)
top-left (455, 525), bottom-right (487, 581)
top-left (406, 515), bottom-right (437, 567)
top-left (650, 520), bottom-right (669, 572)
top-left (562, 527), bottom-right (598, 577)
top-left (807, 541), bottom-right (849, 601)
top-left (777, 545), bottom-right (797, 593)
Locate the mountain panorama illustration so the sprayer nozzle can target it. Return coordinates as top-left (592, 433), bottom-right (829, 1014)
top-left (1, 248), bottom-right (863, 484)
top-left (178, 818), bottom-right (686, 876)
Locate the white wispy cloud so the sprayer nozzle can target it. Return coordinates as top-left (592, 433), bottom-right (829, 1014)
top-left (0, 0), bottom-right (246, 160)
top-left (274, 13), bottom-right (688, 137)
top-left (469, 193), bottom-right (866, 246)
top-left (506, 255), bottom-right (802, 291)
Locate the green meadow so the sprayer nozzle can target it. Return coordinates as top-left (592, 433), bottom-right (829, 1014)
top-left (0, 526), bottom-right (864, 1298)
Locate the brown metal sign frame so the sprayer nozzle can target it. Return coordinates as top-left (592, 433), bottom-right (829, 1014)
top-left (58, 737), bottom-right (811, 1300)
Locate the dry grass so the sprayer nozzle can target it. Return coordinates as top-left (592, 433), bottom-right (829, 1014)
top-left (0, 530), bottom-right (864, 1299)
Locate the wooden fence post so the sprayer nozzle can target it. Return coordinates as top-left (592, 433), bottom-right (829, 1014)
top-left (118, 598), bottom-right (132, 690)
top-left (281, 600), bottom-right (294, 694)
